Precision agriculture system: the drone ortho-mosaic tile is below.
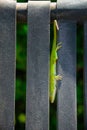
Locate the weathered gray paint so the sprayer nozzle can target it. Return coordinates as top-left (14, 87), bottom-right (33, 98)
top-left (56, 0), bottom-right (87, 22)
top-left (17, 2), bottom-right (87, 23)
top-left (84, 22), bottom-right (87, 130)
top-left (26, 1), bottom-right (50, 130)
top-left (0, 0), bottom-right (16, 130)
top-left (57, 21), bottom-right (77, 130)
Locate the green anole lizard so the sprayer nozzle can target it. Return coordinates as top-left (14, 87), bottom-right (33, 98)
top-left (50, 20), bottom-right (62, 103)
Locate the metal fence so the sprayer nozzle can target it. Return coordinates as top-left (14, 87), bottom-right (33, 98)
top-left (0, 0), bottom-right (87, 130)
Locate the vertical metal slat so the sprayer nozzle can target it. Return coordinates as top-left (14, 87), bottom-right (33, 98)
top-left (26, 1), bottom-right (50, 130)
top-left (0, 0), bottom-right (16, 130)
top-left (57, 20), bottom-right (77, 130)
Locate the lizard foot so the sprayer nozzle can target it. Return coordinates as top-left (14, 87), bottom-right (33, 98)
top-left (55, 75), bottom-right (62, 80)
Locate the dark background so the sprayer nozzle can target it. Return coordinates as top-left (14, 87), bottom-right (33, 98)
top-left (16, 0), bottom-right (84, 129)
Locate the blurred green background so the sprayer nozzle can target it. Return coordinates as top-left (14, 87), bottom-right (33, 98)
top-left (16, 0), bottom-right (84, 129)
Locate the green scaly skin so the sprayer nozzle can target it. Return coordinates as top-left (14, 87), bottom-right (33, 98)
top-left (50, 20), bottom-right (62, 103)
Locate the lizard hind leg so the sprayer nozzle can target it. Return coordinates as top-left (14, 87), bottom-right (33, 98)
top-left (55, 75), bottom-right (62, 80)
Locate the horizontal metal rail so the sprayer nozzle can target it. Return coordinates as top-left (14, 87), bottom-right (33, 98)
top-left (16, 1), bottom-right (87, 23)
top-left (16, 2), bottom-right (57, 23)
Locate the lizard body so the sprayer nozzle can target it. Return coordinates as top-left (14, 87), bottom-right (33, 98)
top-left (50, 20), bottom-right (62, 103)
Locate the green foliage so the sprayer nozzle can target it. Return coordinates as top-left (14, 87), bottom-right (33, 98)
top-left (77, 23), bottom-right (84, 130)
top-left (18, 113), bottom-right (26, 123)
top-left (16, 22), bottom-right (27, 129)
top-left (16, 24), bottom-right (27, 70)
top-left (17, 0), bottom-right (27, 2)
